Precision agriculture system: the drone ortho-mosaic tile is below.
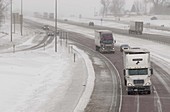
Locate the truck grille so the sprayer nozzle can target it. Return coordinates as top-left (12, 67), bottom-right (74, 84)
top-left (105, 46), bottom-right (112, 49)
top-left (134, 80), bottom-right (144, 85)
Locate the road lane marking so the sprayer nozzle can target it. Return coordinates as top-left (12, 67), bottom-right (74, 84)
top-left (153, 86), bottom-right (162, 112)
top-left (137, 95), bottom-right (140, 112)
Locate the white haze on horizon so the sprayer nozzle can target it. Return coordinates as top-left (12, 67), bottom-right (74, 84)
top-left (12, 0), bottom-right (134, 18)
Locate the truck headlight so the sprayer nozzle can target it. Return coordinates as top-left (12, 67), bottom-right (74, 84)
top-left (145, 82), bottom-right (151, 86)
top-left (128, 83), bottom-right (133, 86)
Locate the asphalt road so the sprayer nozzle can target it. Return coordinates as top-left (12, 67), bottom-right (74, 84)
top-left (70, 41), bottom-right (120, 112)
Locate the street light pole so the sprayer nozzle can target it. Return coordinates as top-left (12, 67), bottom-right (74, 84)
top-left (10, 0), bottom-right (12, 42)
top-left (55, 0), bottom-right (57, 52)
top-left (20, 0), bottom-right (23, 36)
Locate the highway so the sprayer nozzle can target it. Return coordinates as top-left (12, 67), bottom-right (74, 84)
top-left (24, 18), bottom-right (170, 112)
top-left (67, 30), bottom-right (170, 112)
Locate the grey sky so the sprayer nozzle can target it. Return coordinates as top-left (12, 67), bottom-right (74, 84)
top-left (12, 0), bottom-right (133, 17)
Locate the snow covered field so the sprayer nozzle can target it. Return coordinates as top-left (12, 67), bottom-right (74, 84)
top-left (0, 23), bottom-right (95, 112)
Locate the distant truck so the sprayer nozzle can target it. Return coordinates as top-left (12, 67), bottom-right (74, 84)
top-left (95, 30), bottom-right (116, 53)
top-left (49, 13), bottom-right (54, 19)
top-left (123, 48), bottom-right (153, 95)
top-left (34, 12), bottom-right (40, 18)
top-left (129, 21), bottom-right (143, 34)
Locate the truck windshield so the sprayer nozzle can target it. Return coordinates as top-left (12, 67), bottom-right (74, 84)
top-left (128, 68), bottom-right (148, 75)
top-left (101, 34), bottom-right (113, 44)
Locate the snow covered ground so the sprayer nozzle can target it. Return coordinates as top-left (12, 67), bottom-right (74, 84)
top-left (0, 23), bottom-right (95, 112)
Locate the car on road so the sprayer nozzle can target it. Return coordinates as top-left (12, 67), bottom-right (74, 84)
top-left (64, 19), bottom-right (68, 21)
top-left (120, 44), bottom-right (130, 52)
top-left (42, 25), bottom-right (50, 30)
top-left (150, 16), bottom-right (157, 20)
top-left (89, 22), bottom-right (94, 26)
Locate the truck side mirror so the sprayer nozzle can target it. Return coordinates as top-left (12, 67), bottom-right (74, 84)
top-left (123, 69), bottom-right (126, 76)
top-left (150, 68), bottom-right (153, 75)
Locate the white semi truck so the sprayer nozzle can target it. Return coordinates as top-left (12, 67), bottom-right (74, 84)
top-left (123, 48), bottom-right (153, 94)
top-left (95, 30), bottom-right (116, 53)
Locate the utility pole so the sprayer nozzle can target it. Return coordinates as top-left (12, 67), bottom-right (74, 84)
top-left (55, 0), bottom-right (57, 52)
top-left (13, 14), bottom-right (15, 33)
top-left (20, 0), bottom-right (23, 36)
top-left (10, 0), bottom-right (12, 42)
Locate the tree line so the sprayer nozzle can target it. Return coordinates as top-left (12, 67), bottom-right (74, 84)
top-left (0, 0), bottom-right (9, 28)
top-left (100, 0), bottom-right (170, 16)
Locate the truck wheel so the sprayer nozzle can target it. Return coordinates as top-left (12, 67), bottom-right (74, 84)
top-left (147, 90), bottom-right (151, 94)
top-left (127, 91), bottom-right (131, 95)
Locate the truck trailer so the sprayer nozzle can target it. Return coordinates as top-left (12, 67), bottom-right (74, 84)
top-left (95, 30), bottom-right (116, 53)
top-left (129, 21), bottom-right (143, 35)
top-left (123, 48), bottom-right (153, 94)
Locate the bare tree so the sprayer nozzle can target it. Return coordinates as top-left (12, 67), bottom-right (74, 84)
top-left (0, 0), bottom-right (8, 10)
top-left (109, 0), bottom-right (125, 15)
top-left (149, 0), bottom-right (166, 13)
top-left (143, 0), bottom-right (150, 14)
top-left (100, 0), bottom-right (111, 17)
top-left (0, 0), bottom-right (9, 28)
top-left (151, 0), bottom-right (166, 5)
top-left (134, 0), bottom-right (145, 14)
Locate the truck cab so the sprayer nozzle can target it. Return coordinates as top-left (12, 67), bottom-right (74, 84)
top-left (95, 30), bottom-right (116, 53)
top-left (123, 48), bottom-right (153, 94)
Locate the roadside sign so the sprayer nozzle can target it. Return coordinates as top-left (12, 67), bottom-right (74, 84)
top-left (12, 13), bottom-right (21, 24)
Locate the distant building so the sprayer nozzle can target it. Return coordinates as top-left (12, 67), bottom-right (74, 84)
top-left (164, 0), bottom-right (170, 8)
